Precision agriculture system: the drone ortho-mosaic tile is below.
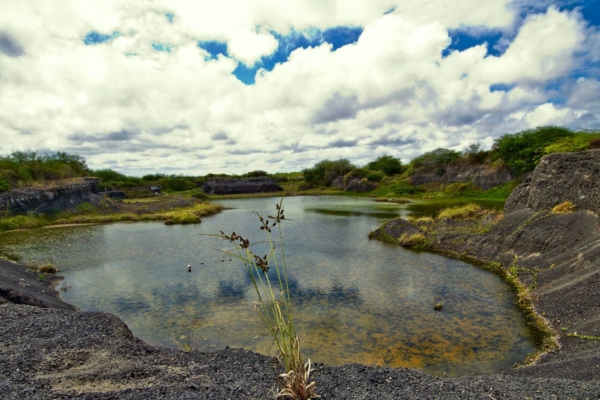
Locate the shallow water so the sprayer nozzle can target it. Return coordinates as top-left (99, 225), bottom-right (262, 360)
top-left (0, 196), bottom-right (537, 377)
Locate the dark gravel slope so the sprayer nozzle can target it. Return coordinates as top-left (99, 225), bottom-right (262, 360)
top-left (2, 303), bottom-right (600, 400)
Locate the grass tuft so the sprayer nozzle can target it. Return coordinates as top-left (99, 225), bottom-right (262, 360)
top-left (397, 233), bottom-right (431, 249)
top-left (551, 201), bottom-right (576, 214)
top-left (437, 203), bottom-right (482, 219)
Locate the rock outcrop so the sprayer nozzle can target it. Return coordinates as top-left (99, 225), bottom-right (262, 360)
top-left (202, 177), bottom-right (282, 195)
top-left (0, 178), bottom-right (101, 214)
top-left (410, 163), bottom-right (512, 190)
top-left (345, 178), bottom-right (377, 193)
top-left (505, 149), bottom-right (600, 214)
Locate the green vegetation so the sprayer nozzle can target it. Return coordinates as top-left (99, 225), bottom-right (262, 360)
top-left (492, 126), bottom-right (574, 176)
top-left (437, 203), bottom-right (482, 219)
top-left (213, 201), bottom-right (316, 399)
top-left (0, 151), bottom-right (89, 189)
top-left (551, 201), bottom-right (577, 214)
top-left (544, 132), bottom-right (600, 155)
top-left (397, 233), bottom-right (431, 249)
top-left (366, 155), bottom-right (404, 176)
top-left (302, 159), bottom-right (355, 186)
top-left (1, 125), bottom-right (597, 206)
top-left (407, 148), bottom-right (462, 175)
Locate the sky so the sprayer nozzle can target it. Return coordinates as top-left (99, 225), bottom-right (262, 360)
top-left (1, 1), bottom-right (599, 176)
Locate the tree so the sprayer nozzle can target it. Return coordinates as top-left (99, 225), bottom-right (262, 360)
top-left (408, 148), bottom-right (461, 175)
top-left (493, 126), bottom-right (574, 176)
top-left (302, 159), bottom-right (355, 186)
top-left (366, 155), bottom-right (403, 176)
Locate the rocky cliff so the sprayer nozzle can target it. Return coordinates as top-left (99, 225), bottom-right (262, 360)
top-left (0, 178), bottom-right (101, 214)
top-left (202, 177), bottom-right (282, 195)
top-left (505, 149), bottom-right (600, 214)
top-left (410, 163), bottom-right (512, 190)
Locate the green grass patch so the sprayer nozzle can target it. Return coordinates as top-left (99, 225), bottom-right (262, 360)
top-left (437, 203), bottom-right (482, 219)
top-left (397, 233), bottom-right (431, 249)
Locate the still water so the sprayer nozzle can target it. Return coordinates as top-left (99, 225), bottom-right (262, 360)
top-left (0, 196), bottom-right (537, 377)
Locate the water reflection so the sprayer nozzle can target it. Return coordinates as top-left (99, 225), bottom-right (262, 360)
top-left (0, 196), bottom-right (536, 377)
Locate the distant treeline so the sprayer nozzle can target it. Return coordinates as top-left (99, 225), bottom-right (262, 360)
top-left (1, 126), bottom-right (598, 194)
top-left (301, 126), bottom-right (600, 187)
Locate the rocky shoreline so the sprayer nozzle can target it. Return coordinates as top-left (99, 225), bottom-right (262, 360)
top-left (2, 151), bottom-right (600, 399)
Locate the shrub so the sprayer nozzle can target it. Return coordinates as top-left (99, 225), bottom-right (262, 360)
top-left (407, 148), bottom-right (462, 175)
top-left (437, 203), bottom-right (482, 219)
top-left (590, 138), bottom-right (600, 149)
top-left (0, 178), bottom-right (10, 192)
top-left (492, 126), bottom-right (574, 176)
top-left (38, 264), bottom-right (57, 274)
top-left (245, 170), bottom-right (269, 178)
top-left (551, 201), bottom-right (576, 214)
top-left (366, 155), bottom-right (404, 176)
top-left (303, 159), bottom-right (355, 186)
top-left (397, 233), bottom-right (431, 249)
top-left (544, 133), bottom-right (600, 154)
top-left (443, 182), bottom-right (481, 195)
top-left (190, 189), bottom-right (208, 201)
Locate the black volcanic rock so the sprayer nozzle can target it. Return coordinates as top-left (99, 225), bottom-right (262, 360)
top-left (505, 149), bottom-right (600, 214)
top-left (0, 178), bottom-right (101, 214)
top-left (202, 177), bottom-right (282, 195)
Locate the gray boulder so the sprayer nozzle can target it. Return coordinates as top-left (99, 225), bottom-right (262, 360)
top-left (505, 150), bottom-right (600, 214)
top-left (202, 177), bottom-right (282, 195)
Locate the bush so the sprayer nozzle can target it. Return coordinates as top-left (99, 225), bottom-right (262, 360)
top-left (158, 176), bottom-right (195, 192)
top-left (443, 182), bottom-right (481, 195)
top-left (437, 203), bottom-right (482, 219)
top-left (344, 168), bottom-right (385, 184)
top-left (590, 138), bottom-right (600, 149)
top-left (492, 126), bottom-right (574, 176)
top-left (38, 264), bottom-right (57, 274)
top-left (408, 148), bottom-right (462, 175)
top-left (366, 155), bottom-right (404, 176)
top-left (0, 178), bottom-right (10, 192)
top-left (190, 189), bottom-right (208, 201)
top-left (397, 233), bottom-right (431, 249)
top-left (543, 132), bottom-right (600, 154)
top-left (244, 170), bottom-right (269, 178)
top-left (0, 151), bottom-right (90, 187)
top-left (303, 159), bottom-right (355, 186)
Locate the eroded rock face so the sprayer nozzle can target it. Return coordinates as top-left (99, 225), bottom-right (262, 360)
top-left (0, 178), bottom-right (101, 214)
top-left (345, 178), bottom-right (377, 193)
top-left (505, 150), bottom-right (600, 214)
top-left (202, 177), bottom-right (282, 195)
top-left (410, 163), bottom-right (512, 190)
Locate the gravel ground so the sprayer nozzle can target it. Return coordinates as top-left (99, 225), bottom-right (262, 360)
top-left (2, 302), bottom-right (600, 400)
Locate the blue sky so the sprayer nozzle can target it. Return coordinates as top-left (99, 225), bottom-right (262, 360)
top-left (1, 1), bottom-right (599, 175)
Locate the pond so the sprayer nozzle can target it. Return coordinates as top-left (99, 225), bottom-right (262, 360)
top-left (0, 196), bottom-right (538, 377)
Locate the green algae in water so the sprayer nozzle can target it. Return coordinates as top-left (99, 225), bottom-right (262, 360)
top-left (0, 196), bottom-right (539, 377)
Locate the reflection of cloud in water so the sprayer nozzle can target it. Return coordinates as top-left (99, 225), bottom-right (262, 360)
top-left (287, 275), bottom-right (363, 307)
top-left (216, 280), bottom-right (246, 302)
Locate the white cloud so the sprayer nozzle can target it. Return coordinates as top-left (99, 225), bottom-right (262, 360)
top-left (0, 2), bottom-right (597, 175)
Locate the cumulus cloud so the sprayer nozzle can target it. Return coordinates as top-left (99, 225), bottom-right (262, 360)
top-left (0, 2), bottom-right (598, 175)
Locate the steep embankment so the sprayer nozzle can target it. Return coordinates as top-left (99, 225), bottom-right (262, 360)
top-left (409, 162), bottom-right (513, 190)
top-left (0, 178), bottom-right (101, 214)
top-left (372, 149), bottom-right (600, 381)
